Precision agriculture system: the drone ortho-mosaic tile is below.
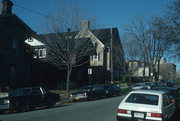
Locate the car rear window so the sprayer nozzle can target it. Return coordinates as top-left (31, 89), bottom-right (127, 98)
top-left (125, 93), bottom-right (159, 105)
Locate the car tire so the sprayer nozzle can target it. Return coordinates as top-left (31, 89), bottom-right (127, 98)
top-left (47, 101), bottom-right (54, 107)
top-left (17, 102), bottom-right (29, 112)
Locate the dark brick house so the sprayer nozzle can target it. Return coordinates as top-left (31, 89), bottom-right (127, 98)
top-left (0, 0), bottom-right (35, 88)
top-left (0, 0), bottom-right (124, 89)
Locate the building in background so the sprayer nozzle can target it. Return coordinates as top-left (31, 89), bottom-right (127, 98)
top-left (126, 58), bottom-right (176, 82)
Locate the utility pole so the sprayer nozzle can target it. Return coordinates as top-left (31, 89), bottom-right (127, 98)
top-left (110, 25), bottom-right (113, 84)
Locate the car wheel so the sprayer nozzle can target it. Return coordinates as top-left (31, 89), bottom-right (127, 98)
top-left (17, 102), bottom-right (29, 112)
top-left (47, 101), bottom-right (54, 107)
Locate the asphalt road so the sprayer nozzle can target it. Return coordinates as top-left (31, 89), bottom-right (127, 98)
top-left (0, 95), bottom-right (179, 121)
top-left (0, 96), bottom-right (125, 121)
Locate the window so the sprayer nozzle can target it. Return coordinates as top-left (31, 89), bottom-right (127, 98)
top-left (92, 54), bottom-right (98, 60)
top-left (39, 49), bottom-right (43, 58)
top-left (163, 94), bottom-right (170, 107)
top-left (92, 42), bottom-right (97, 48)
top-left (31, 88), bottom-right (42, 95)
top-left (34, 48), bottom-right (46, 59)
top-left (125, 93), bottom-right (159, 105)
top-left (34, 49), bottom-right (38, 58)
top-left (42, 48), bottom-right (46, 58)
top-left (28, 37), bottom-right (33, 42)
top-left (92, 53), bottom-right (100, 61)
top-left (12, 38), bottom-right (17, 55)
top-left (12, 39), bottom-right (17, 48)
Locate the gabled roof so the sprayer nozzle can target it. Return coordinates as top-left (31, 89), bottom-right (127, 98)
top-left (38, 27), bottom-right (120, 46)
top-left (37, 32), bottom-right (96, 55)
top-left (0, 14), bottom-right (35, 34)
top-left (25, 37), bottom-right (45, 47)
top-left (91, 27), bottom-right (120, 46)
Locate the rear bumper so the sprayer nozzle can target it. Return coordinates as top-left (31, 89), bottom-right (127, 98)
top-left (116, 116), bottom-right (131, 121)
top-left (116, 116), bottom-right (161, 121)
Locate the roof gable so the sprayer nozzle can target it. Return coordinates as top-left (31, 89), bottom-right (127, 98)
top-left (0, 14), bottom-right (35, 34)
top-left (25, 37), bottom-right (45, 47)
top-left (91, 28), bottom-right (119, 46)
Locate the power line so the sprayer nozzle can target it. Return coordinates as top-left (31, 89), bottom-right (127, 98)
top-left (14, 3), bottom-right (68, 25)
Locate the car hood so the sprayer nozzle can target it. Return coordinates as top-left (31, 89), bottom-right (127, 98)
top-left (118, 103), bottom-right (161, 113)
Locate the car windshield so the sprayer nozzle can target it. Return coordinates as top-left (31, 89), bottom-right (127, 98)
top-left (125, 93), bottom-right (159, 105)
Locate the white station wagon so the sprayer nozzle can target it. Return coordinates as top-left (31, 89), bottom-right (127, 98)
top-left (117, 90), bottom-right (175, 121)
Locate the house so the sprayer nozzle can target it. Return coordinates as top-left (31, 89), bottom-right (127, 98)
top-left (25, 37), bottom-right (46, 59)
top-left (77, 21), bottom-right (124, 84)
top-left (0, 0), bottom-right (39, 88)
top-left (127, 60), bottom-right (149, 77)
top-left (0, 0), bottom-right (124, 89)
top-left (126, 58), bottom-right (177, 82)
top-left (38, 21), bottom-right (124, 87)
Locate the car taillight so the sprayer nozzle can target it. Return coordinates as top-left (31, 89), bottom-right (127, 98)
top-left (118, 109), bottom-right (127, 114)
top-left (118, 109), bottom-right (131, 114)
top-left (150, 113), bottom-right (163, 118)
top-left (171, 99), bottom-right (176, 104)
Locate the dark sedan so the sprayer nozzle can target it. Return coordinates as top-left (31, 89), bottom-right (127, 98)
top-left (9, 86), bottom-right (60, 112)
top-left (103, 85), bottom-right (121, 97)
top-left (69, 85), bottom-right (106, 101)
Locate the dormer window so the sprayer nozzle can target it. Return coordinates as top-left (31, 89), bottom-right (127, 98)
top-left (28, 37), bottom-right (33, 42)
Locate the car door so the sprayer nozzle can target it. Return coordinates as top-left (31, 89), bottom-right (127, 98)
top-left (162, 94), bottom-right (175, 120)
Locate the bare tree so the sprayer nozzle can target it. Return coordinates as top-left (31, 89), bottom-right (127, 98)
top-left (121, 35), bottom-right (142, 82)
top-left (165, 0), bottom-right (180, 60)
top-left (41, 0), bottom-right (96, 93)
top-left (124, 16), bottom-right (173, 81)
top-left (160, 63), bottom-right (176, 81)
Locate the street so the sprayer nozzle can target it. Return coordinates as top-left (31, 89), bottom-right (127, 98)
top-left (0, 95), bottom-right (179, 121)
top-left (0, 96), bottom-right (125, 121)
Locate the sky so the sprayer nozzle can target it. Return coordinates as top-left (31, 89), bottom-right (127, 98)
top-left (8, 0), bottom-right (180, 70)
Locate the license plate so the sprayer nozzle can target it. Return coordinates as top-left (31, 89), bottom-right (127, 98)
top-left (134, 112), bottom-right (144, 118)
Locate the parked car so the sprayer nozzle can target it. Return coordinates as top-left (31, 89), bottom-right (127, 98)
top-left (162, 80), bottom-right (175, 87)
top-left (69, 85), bottom-right (105, 101)
top-left (102, 85), bottom-right (121, 97)
top-left (151, 86), bottom-right (180, 109)
top-left (0, 97), bottom-right (11, 112)
top-left (9, 86), bottom-right (60, 112)
top-left (131, 83), bottom-right (147, 90)
top-left (150, 82), bottom-right (164, 89)
top-left (117, 90), bottom-right (175, 121)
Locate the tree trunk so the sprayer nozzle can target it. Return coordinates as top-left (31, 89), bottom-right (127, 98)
top-left (66, 66), bottom-right (72, 95)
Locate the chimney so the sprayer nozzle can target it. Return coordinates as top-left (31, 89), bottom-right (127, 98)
top-left (1, 0), bottom-right (13, 14)
top-left (81, 20), bottom-right (90, 31)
